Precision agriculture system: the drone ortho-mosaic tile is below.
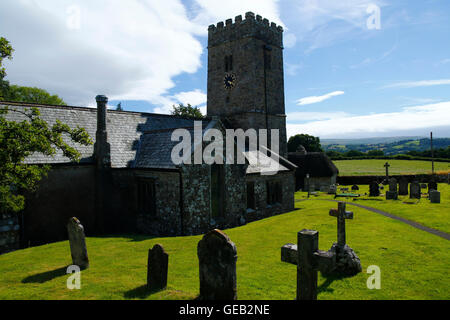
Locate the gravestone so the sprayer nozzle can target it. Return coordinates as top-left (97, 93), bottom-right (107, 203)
top-left (67, 217), bottom-right (89, 269)
top-left (197, 229), bottom-right (237, 300)
top-left (398, 178), bottom-right (409, 196)
top-left (428, 181), bottom-right (438, 192)
top-left (281, 203), bottom-right (361, 278)
top-left (147, 244), bottom-right (168, 291)
top-left (327, 202), bottom-right (362, 276)
top-left (384, 162), bottom-right (390, 178)
top-left (282, 230), bottom-right (335, 300)
top-left (429, 190), bottom-right (441, 204)
top-left (369, 181), bottom-right (380, 197)
top-left (351, 185), bottom-right (359, 191)
top-left (386, 178), bottom-right (398, 200)
top-left (410, 182), bottom-right (421, 199)
top-left (328, 185), bottom-right (337, 194)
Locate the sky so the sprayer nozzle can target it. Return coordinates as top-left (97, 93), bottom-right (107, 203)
top-left (1, 0), bottom-right (450, 139)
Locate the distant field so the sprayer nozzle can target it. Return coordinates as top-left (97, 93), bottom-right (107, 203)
top-left (334, 159), bottom-right (450, 176)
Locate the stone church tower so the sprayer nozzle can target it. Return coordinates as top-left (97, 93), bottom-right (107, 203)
top-left (207, 12), bottom-right (288, 157)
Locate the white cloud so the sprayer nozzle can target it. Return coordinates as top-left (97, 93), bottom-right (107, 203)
top-left (0, 0), bottom-right (283, 111)
top-left (296, 91), bottom-right (345, 105)
top-left (173, 89), bottom-right (207, 107)
top-left (287, 111), bottom-right (351, 121)
top-left (383, 79), bottom-right (450, 89)
top-left (286, 101), bottom-right (450, 138)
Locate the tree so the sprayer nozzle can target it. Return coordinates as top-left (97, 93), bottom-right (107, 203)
top-left (367, 150), bottom-right (384, 156)
top-left (4, 85), bottom-right (67, 105)
top-left (0, 37), bottom-right (14, 100)
top-left (288, 134), bottom-right (323, 153)
top-left (0, 106), bottom-right (93, 213)
top-left (171, 103), bottom-right (204, 119)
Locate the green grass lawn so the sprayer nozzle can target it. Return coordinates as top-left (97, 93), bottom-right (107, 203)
top-left (334, 159), bottom-right (450, 176)
top-left (1, 194), bottom-right (449, 300)
top-left (297, 184), bottom-right (450, 234)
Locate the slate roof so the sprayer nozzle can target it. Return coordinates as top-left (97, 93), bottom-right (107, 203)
top-left (1, 101), bottom-right (205, 168)
top-left (287, 152), bottom-right (338, 177)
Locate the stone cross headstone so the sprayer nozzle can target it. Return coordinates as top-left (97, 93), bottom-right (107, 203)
top-left (147, 244), bottom-right (168, 291)
top-left (386, 178), bottom-right (398, 200)
top-left (197, 229), bottom-right (237, 300)
top-left (399, 178), bottom-right (409, 196)
top-left (67, 217), bottom-right (89, 269)
top-left (428, 181), bottom-right (438, 192)
top-left (369, 181), bottom-right (380, 197)
top-left (329, 202), bottom-right (353, 247)
top-left (410, 182), bottom-right (421, 199)
top-left (384, 162), bottom-right (390, 177)
top-left (429, 190), bottom-right (441, 204)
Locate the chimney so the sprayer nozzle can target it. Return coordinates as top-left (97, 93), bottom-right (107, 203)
top-left (94, 95), bottom-right (111, 168)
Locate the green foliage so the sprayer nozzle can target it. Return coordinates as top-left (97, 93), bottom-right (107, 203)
top-left (288, 134), bottom-right (323, 152)
top-left (367, 149), bottom-right (384, 156)
top-left (171, 103), bottom-right (204, 119)
top-left (0, 37), bottom-right (14, 100)
top-left (4, 85), bottom-right (67, 105)
top-left (0, 107), bottom-right (93, 213)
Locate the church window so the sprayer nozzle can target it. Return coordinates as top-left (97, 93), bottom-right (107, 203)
top-left (224, 55), bottom-right (233, 72)
top-left (247, 181), bottom-right (256, 210)
top-left (267, 181), bottom-right (282, 205)
top-left (211, 164), bottom-right (225, 219)
top-left (137, 178), bottom-right (157, 216)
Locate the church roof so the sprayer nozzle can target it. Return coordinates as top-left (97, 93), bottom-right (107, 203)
top-left (1, 101), bottom-right (205, 169)
top-left (288, 152), bottom-right (339, 177)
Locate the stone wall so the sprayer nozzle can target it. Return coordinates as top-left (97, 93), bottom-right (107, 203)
top-left (0, 212), bottom-right (20, 254)
top-left (337, 173), bottom-right (448, 186)
top-left (246, 171), bottom-right (295, 222)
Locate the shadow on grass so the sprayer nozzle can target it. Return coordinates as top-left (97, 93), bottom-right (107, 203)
top-left (124, 285), bottom-right (166, 299)
top-left (318, 274), bottom-right (351, 294)
top-left (22, 266), bottom-right (68, 284)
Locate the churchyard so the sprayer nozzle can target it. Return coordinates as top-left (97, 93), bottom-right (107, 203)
top-left (1, 185), bottom-right (449, 300)
top-left (334, 159), bottom-right (450, 176)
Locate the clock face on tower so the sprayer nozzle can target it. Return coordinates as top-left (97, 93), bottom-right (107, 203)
top-left (223, 73), bottom-right (236, 90)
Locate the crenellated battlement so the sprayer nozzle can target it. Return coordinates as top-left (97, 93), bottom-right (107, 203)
top-left (208, 12), bottom-right (283, 48)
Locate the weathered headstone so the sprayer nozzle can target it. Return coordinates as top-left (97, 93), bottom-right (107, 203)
top-left (197, 229), bottom-right (237, 300)
top-left (410, 182), bottom-right (421, 199)
top-left (147, 244), bottom-right (168, 291)
top-left (429, 190), bottom-right (441, 204)
top-left (67, 217), bottom-right (89, 269)
top-left (327, 202), bottom-right (362, 276)
top-left (351, 185), bottom-right (359, 191)
top-left (386, 178), bottom-right (398, 200)
top-left (369, 181), bottom-right (380, 197)
top-left (398, 178), bottom-right (408, 196)
top-left (428, 181), bottom-right (438, 192)
top-left (328, 184), bottom-right (337, 195)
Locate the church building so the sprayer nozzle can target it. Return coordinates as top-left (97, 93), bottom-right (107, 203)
top-left (1, 12), bottom-right (296, 250)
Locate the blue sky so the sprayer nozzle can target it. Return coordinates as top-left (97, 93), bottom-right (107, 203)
top-left (1, 0), bottom-right (449, 138)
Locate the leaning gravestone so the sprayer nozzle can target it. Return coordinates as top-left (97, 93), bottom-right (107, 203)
top-left (352, 185), bottom-right (359, 191)
top-left (197, 229), bottom-right (237, 300)
top-left (399, 178), bottom-right (409, 196)
top-left (428, 181), bottom-right (438, 192)
top-left (369, 181), bottom-right (380, 197)
top-left (429, 190), bottom-right (441, 204)
top-left (147, 244), bottom-right (169, 291)
top-left (386, 178), bottom-right (398, 200)
top-left (410, 182), bottom-right (421, 199)
top-left (67, 217), bottom-right (89, 269)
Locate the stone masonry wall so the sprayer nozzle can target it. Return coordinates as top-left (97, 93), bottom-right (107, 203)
top-left (0, 212), bottom-right (20, 254)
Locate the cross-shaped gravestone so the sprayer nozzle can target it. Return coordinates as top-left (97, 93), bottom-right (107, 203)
top-left (329, 202), bottom-right (354, 247)
top-left (384, 162), bottom-right (390, 177)
top-left (281, 230), bottom-right (335, 300)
